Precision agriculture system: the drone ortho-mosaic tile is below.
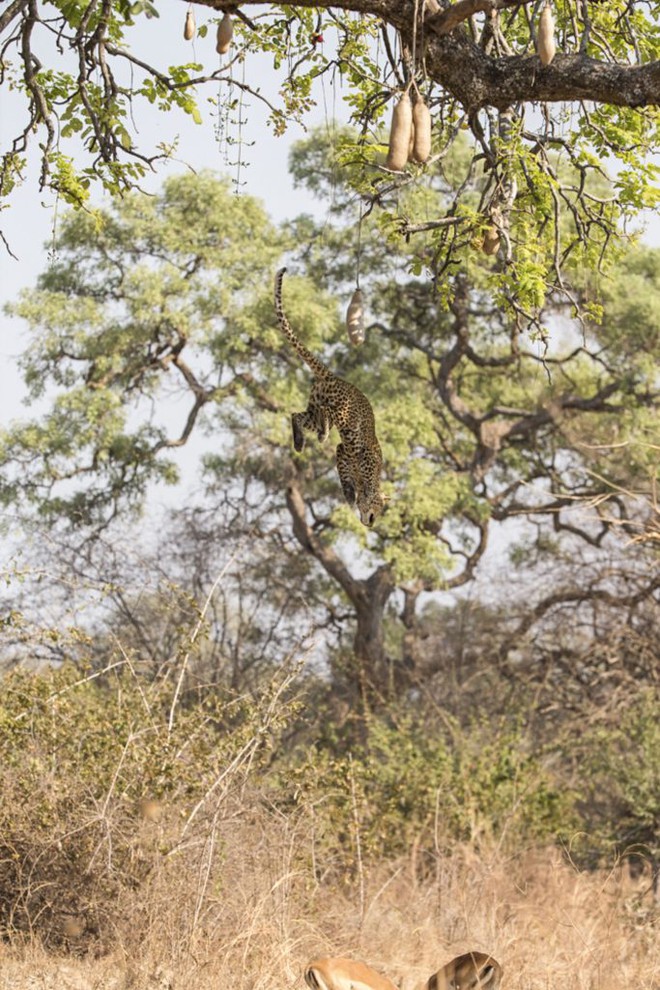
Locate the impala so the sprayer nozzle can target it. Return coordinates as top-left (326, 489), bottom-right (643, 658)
top-left (304, 952), bottom-right (502, 990)
top-left (305, 958), bottom-right (399, 990)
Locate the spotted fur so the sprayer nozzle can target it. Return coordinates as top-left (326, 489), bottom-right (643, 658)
top-left (274, 268), bottom-right (387, 527)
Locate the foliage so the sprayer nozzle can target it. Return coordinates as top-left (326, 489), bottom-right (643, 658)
top-left (2, 151), bottom-right (658, 702)
top-left (0, 656), bottom-right (298, 944)
top-left (5, 0), bottom-right (660, 319)
top-left (278, 711), bottom-right (574, 872)
top-left (1, 171), bottom-right (284, 529)
top-left (577, 688), bottom-right (660, 867)
top-left (0, 647), bottom-right (577, 947)
top-left (0, 574), bottom-right (656, 953)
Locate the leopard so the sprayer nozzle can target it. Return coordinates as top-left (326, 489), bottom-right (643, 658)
top-left (274, 267), bottom-right (388, 528)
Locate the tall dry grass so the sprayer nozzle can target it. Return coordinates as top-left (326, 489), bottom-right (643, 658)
top-left (0, 799), bottom-right (657, 990)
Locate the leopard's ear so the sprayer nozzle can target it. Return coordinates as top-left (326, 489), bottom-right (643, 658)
top-left (382, 493), bottom-right (392, 503)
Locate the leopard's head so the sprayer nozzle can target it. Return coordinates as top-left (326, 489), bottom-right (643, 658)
top-left (358, 490), bottom-right (389, 528)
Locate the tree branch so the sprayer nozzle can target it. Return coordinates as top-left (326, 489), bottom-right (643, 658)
top-left (428, 0), bottom-right (532, 37)
top-left (201, 0), bottom-right (660, 112)
top-left (0, 0), bottom-right (28, 34)
top-left (499, 572), bottom-right (660, 665)
top-left (285, 476), bottom-right (361, 602)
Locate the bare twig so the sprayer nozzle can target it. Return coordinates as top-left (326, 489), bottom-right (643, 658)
top-left (167, 549), bottom-right (244, 736)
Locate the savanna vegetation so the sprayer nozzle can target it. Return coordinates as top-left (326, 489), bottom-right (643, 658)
top-left (0, 140), bottom-right (658, 987)
top-left (1, 1), bottom-right (659, 986)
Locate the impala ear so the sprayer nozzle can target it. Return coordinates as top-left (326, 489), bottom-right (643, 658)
top-left (480, 965), bottom-right (497, 987)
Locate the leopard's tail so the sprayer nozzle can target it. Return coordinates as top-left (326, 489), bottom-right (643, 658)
top-left (274, 268), bottom-right (329, 379)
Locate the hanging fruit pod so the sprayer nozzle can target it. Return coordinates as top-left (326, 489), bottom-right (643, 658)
top-left (481, 224), bottom-right (501, 256)
top-left (183, 8), bottom-right (195, 40)
top-left (386, 91), bottom-right (413, 173)
top-left (346, 288), bottom-right (366, 346)
top-left (411, 98), bottom-right (432, 164)
top-left (537, 3), bottom-right (556, 66)
top-left (216, 12), bottom-right (233, 55)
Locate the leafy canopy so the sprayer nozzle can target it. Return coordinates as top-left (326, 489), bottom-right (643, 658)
top-left (2, 150), bottom-right (657, 587)
top-left (5, 0), bottom-right (660, 317)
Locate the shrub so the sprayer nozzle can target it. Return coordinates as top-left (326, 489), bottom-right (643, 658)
top-left (275, 712), bottom-right (575, 877)
top-left (577, 688), bottom-right (660, 879)
top-left (0, 660), bottom-right (297, 948)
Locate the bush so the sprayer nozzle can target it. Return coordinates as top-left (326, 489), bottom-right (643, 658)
top-left (577, 688), bottom-right (660, 879)
top-left (1, 653), bottom-right (653, 956)
top-left (0, 660), bottom-right (297, 948)
top-left (275, 712), bottom-right (575, 877)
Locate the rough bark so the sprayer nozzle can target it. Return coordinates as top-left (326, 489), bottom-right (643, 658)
top-left (201, 0), bottom-right (660, 113)
top-left (285, 476), bottom-right (395, 709)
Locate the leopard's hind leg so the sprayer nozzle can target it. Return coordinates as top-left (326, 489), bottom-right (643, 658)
top-left (336, 442), bottom-right (357, 506)
top-left (291, 413), bottom-right (307, 452)
top-left (317, 411), bottom-right (331, 444)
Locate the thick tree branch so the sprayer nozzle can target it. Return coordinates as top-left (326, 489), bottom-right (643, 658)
top-left (420, 38), bottom-right (660, 113)
top-left (428, 0), bottom-right (532, 37)
top-left (284, 475), bottom-right (397, 706)
top-left (285, 477), bottom-right (362, 601)
top-left (202, 0), bottom-right (660, 112)
top-left (0, 0), bottom-right (28, 33)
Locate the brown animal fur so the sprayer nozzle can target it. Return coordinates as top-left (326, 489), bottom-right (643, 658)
top-left (305, 958), bottom-right (397, 990)
top-left (425, 952), bottom-right (502, 990)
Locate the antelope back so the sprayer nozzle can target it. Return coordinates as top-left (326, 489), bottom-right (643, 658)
top-left (305, 958), bottom-right (398, 990)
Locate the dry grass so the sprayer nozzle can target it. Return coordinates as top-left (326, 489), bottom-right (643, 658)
top-left (0, 803), bottom-right (657, 990)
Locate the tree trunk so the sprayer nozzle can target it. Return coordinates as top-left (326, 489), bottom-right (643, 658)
top-left (352, 565), bottom-right (396, 713)
top-left (285, 478), bottom-right (396, 711)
